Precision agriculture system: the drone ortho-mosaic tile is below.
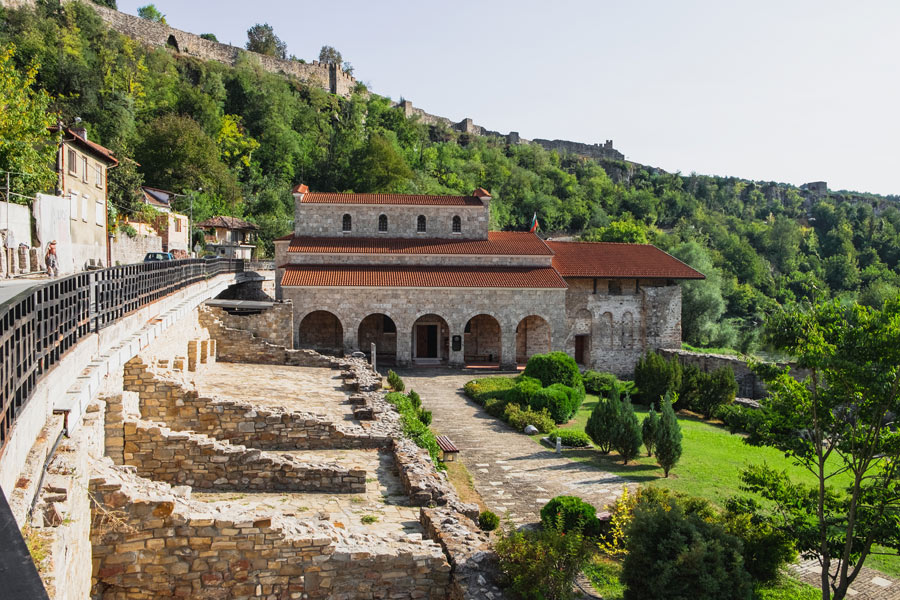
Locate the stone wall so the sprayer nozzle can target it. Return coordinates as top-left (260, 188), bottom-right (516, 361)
top-left (201, 303), bottom-right (292, 347)
top-left (293, 202), bottom-right (490, 240)
top-left (658, 348), bottom-right (779, 399)
top-left (89, 460), bottom-right (450, 599)
top-left (532, 138), bottom-right (625, 161)
top-left (109, 232), bottom-right (162, 266)
top-left (122, 418), bottom-right (366, 492)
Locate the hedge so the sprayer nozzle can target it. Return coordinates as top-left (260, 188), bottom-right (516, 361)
top-left (463, 377), bottom-right (517, 404)
top-left (548, 429), bottom-right (592, 448)
top-left (385, 391), bottom-right (442, 467)
top-left (540, 496), bottom-right (602, 537)
top-left (523, 352), bottom-right (583, 389)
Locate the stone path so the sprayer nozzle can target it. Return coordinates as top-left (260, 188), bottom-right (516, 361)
top-left (792, 559), bottom-right (900, 600)
top-left (396, 368), bottom-right (628, 525)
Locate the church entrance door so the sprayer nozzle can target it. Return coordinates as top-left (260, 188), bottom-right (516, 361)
top-left (415, 324), bottom-right (439, 360)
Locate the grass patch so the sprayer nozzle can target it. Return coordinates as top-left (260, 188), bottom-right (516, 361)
top-left (583, 556), bottom-right (625, 600)
top-left (360, 514), bottom-right (379, 524)
top-left (22, 525), bottom-right (52, 576)
top-left (444, 459), bottom-right (487, 512)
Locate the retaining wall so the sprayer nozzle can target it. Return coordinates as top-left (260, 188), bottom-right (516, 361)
top-left (201, 303), bottom-right (292, 348)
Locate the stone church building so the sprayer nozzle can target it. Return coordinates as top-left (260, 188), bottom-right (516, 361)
top-left (274, 185), bottom-right (703, 375)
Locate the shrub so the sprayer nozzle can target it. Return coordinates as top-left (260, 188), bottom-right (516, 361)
top-left (510, 379), bottom-right (576, 424)
top-left (621, 495), bottom-right (753, 600)
top-left (463, 377), bottom-right (516, 405)
top-left (495, 513), bottom-right (592, 600)
top-left (523, 351), bottom-right (583, 389)
top-left (583, 370), bottom-right (619, 396)
top-left (384, 392), bottom-right (441, 466)
top-left (478, 510), bottom-right (500, 532)
top-left (509, 377), bottom-right (543, 407)
top-left (121, 223), bottom-right (138, 238)
top-left (408, 389), bottom-right (422, 410)
top-left (612, 395), bottom-right (642, 464)
top-left (540, 496), bottom-right (601, 538)
top-left (722, 497), bottom-right (797, 583)
top-left (641, 406), bottom-right (659, 457)
top-left (504, 403), bottom-right (555, 433)
top-left (585, 386), bottom-right (621, 454)
top-left (678, 362), bottom-right (703, 411)
top-left (548, 429), bottom-right (592, 447)
top-left (695, 366), bottom-right (738, 419)
top-left (715, 404), bottom-right (763, 434)
top-left (484, 396), bottom-right (513, 418)
top-left (633, 351), bottom-right (682, 408)
top-left (417, 409), bottom-right (432, 426)
top-left (597, 486), bottom-right (636, 559)
top-left (655, 392), bottom-right (682, 477)
top-left (387, 370), bottom-right (405, 392)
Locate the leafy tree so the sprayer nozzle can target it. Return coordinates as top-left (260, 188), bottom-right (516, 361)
top-left (582, 217), bottom-right (650, 243)
top-left (0, 44), bottom-right (56, 199)
top-left (585, 386), bottom-right (621, 454)
top-left (742, 300), bottom-right (900, 600)
top-left (245, 23), bottom-right (286, 59)
top-left (199, 33), bottom-right (218, 42)
top-left (91, 0), bottom-right (117, 8)
top-left (641, 407), bottom-right (659, 457)
top-left (655, 392), bottom-right (682, 477)
top-left (318, 45), bottom-right (342, 65)
top-left (106, 141), bottom-right (143, 216)
top-left (612, 395), bottom-right (642, 464)
top-left (353, 134), bottom-right (412, 192)
top-left (695, 366), bottom-right (738, 419)
top-left (634, 351), bottom-right (682, 409)
top-left (671, 241), bottom-right (734, 347)
top-left (136, 4), bottom-right (165, 23)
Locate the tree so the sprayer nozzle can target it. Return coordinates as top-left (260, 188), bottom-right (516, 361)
top-left (136, 4), bottom-right (165, 23)
top-left (200, 33), bottom-right (218, 42)
top-left (91, 0), bottom-right (117, 8)
top-left (0, 44), bottom-right (56, 199)
top-left (641, 407), bottom-right (659, 457)
top-left (695, 366), bottom-right (738, 419)
top-left (655, 392), bottom-right (682, 477)
top-left (671, 241), bottom-right (733, 347)
top-left (246, 24), bottom-right (286, 59)
top-left (741, 300), bottom-right (900, 600)
top-left (612, 395), bottom-right (642, 464)
top-left (585, 386), bottom-right (621, 454)
top-left (318, 45), bottom-right (342, 65)
top-left (353, 134), bottom-right (412, 192)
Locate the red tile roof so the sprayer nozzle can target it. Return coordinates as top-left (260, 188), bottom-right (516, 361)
top-left (274, 233), bottom-right (293, 241)
top-left (300, 192), bottom-right (484, 206)
top-left (286, 231), bottom-right (553, 255)
top-left (280, 265), bottom-right (567, 288)
top-left (50, 126), bottom-right (119, 165)
top-left (292, 183), bottom-right (309, 194)
top-left (546, 241), bottom-right (705, 279)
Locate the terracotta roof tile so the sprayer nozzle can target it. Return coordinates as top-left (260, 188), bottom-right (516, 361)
top-left (546, 241), bottom-right (705, 279)
top-left (300, 192), bottom-right (484, 206)
top-left (280, 265), bottom-right (567, 288)
top-left (274, 233), bottom-right (293, 241)
top-left (292, 183), bottom-right (309, 194)
top-left (196, 216), bottom-right (259, 230)
top-left (286, 231), bottom-right (553, 255)
top-left (50, 126), bottom-right (118, 165)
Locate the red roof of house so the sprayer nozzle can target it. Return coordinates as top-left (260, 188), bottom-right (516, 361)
top-left (545, 241), bottom-right (705, 279)
top-left (280, 265), bottom-right (567, 288)
top-left (274, 233), bottom-right (293, 241)
top-left (50, 126), bottom-right (118, 165)
top-left (300, 192), bottom-right (484, 206)
top-left (286, 231), bottom-right (553, 255)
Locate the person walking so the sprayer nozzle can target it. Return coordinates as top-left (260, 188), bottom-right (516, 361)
top-left (45, 240), bottom-right (59, 278)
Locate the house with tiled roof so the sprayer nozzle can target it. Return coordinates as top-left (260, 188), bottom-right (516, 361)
top-left (275, 186), bottom-right (703, 374)
top-left (197, 215), bottom-right (259, 259)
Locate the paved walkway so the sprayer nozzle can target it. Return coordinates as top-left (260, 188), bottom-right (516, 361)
top-left (396, 368), bottom-right (628, 526)
top-left (792, 559), bottom-right (900, 600)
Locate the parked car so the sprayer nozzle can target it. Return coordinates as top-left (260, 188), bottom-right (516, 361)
top-left (143, 252), bottom-right (174, 262)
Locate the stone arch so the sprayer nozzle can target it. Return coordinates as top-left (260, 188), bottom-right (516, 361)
top-left (298, 310), bottom-right (343, 355)
top-left (573, 309), bottom-right (592, 365)
top-left (166, 34), bottom-right (180, 52)
top-left (412, 313), bottom-right (449, 363)
top-left (515, 315), bottom-right (551, 365)
top-left (621, 312), bottom-right (635, 349)
top-left (357, 313), bottom-right (397, 365)
top-left (599, 312), bottom-right (614, 349)
top-left (464, 314), bottom-right (502, 365)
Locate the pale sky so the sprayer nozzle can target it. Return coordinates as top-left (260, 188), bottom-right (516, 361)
top-left (118, 0), bottom-right (900, 196)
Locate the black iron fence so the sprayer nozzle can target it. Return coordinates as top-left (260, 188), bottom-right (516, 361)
top-left (0, 258), bottom-right (243, 451)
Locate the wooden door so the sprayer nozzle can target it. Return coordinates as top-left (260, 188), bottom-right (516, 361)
top-left (575, 335), bottom-right (587, 364)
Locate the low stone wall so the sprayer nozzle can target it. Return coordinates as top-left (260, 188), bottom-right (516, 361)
top-left (658, 348), bottom-right (774, 399)
top-left (123, 357), bottom-right (394, 449)
top-left (200, 302), bottom-right (292, 348)
top-left (392, 438), bottom-right (478, 519)
top-left (123, 419), bottom-right (366, 492)
top-left (90, 459), bottom-right (450, 599)
top-left (109, 233), bottom-right (162, 266)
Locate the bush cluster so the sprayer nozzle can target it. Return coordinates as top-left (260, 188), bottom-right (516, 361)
top-left (387, 370), bottom-right (405, 392)
top-left (463, 377), bottom-right (516, 404)
top-left (504, 403), bottom-right (555, 433)
top-left (384, 391), bottom-right (441, 466)
top-left (714, 403), bottom-right (763, 435)
top-left (540, 495), bottom-right (602, 538)
top-left (547, 429), bottom-right (592, 448)
top-left (523, 351), bottom-right (582, 389)
top-left (585, 387), bottom-right (643, 464)
top-left (510, 379), bottom-right (581, 424)
top-left (583, 370), bottom-right (619, 395)
top-left (477, 510), bottom-right (500, 532)
top-left (634, 351), bottom-right (737, 418)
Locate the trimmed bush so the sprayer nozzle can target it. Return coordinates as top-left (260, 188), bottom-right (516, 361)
top-left (633, 351), bottom-right (681, 408)
top-left (585, 386), bottom-right (621, 454)
top-left (484, 396), bottom-right (513, 418)
top-left (622, 495), bottom-right (753, 600)
top-left (583, 371), bottom-right (618, 396)
top-left (504, 403), bottom-right (555, 433)
top-left (463, 377), bottom-right (516, 405)
top-left (612, 395), bottom-right (642, 464)
top-left (387, 370), bottom-right (405, 392)
top-left (548, 429), bottom-right (592, 447)
top-left (478, 510), bottom-right (500, 532)
top-left (523, 352), bottom-right (583, 389)
top-left (641, 407), bottom-right (659, 457)
top-left (540, 496), bottom-right (601, 538)
top-left (655, 391), bottom-right (683, 477)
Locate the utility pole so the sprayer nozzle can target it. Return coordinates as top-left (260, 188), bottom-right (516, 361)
top-left (4, 171), bottom-right (9, 279)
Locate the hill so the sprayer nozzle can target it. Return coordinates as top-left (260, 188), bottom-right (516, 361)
top-left (2, 0), bottom-right (900, 355)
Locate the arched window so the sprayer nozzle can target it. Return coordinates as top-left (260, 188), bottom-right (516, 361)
top-left (452, 215), bottom-right (461, 233)
top-left (342, 214), bottom-right (352, 232)
top-left (417, 215), bottom-right (427, 233)
top-left (378, 214), bottom-right (388, 232)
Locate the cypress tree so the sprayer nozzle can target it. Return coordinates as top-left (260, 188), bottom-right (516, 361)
top-left (586, 386), bottom-right (621, 454)
top-left (642, 406), bottom-right (659, 457)
top-left (656, 391), bottom-right (683, 477)
top-left (613, 394), bottom-right (643, 464)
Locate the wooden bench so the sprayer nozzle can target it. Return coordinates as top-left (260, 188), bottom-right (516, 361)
top-left (436, 435), bottom-right (460, 461)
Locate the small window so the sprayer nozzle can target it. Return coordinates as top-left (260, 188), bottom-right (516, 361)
top-left (82, 157), bottom-right (88, 182)
top-left (452, 215), bottom-right (461, 233)
top-left (417, 215), bottom-right (426, 233)
top-left (342, 213), bottom-right (352, 232)
top-left (378, 214), bottom-right (388, 232)
top-left (95, 164), bottom-right (103, 187)
top-left (68, 149), bottom-right (77, 174)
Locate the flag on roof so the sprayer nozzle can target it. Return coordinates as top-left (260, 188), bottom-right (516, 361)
top-left (529, 213), bottom-right (539, 233)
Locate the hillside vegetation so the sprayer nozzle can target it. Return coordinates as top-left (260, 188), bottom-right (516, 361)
top-left (3, 1), bottom-right (900, 354)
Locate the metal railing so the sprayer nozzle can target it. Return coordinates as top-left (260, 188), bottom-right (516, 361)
top-left (0, 258), bottom-right (243, 450)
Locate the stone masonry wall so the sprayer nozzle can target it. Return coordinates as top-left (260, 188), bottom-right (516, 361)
top-left (202, 303), bottom-right (293, 348)
top-left (658, 348), bottom-right (776, 399)
top-left (122, 419), bottom-right (366, 492)
top-left (109, 232), bottom-right (162, 266)
top-left (89, 459), bottom-right (450, 599)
